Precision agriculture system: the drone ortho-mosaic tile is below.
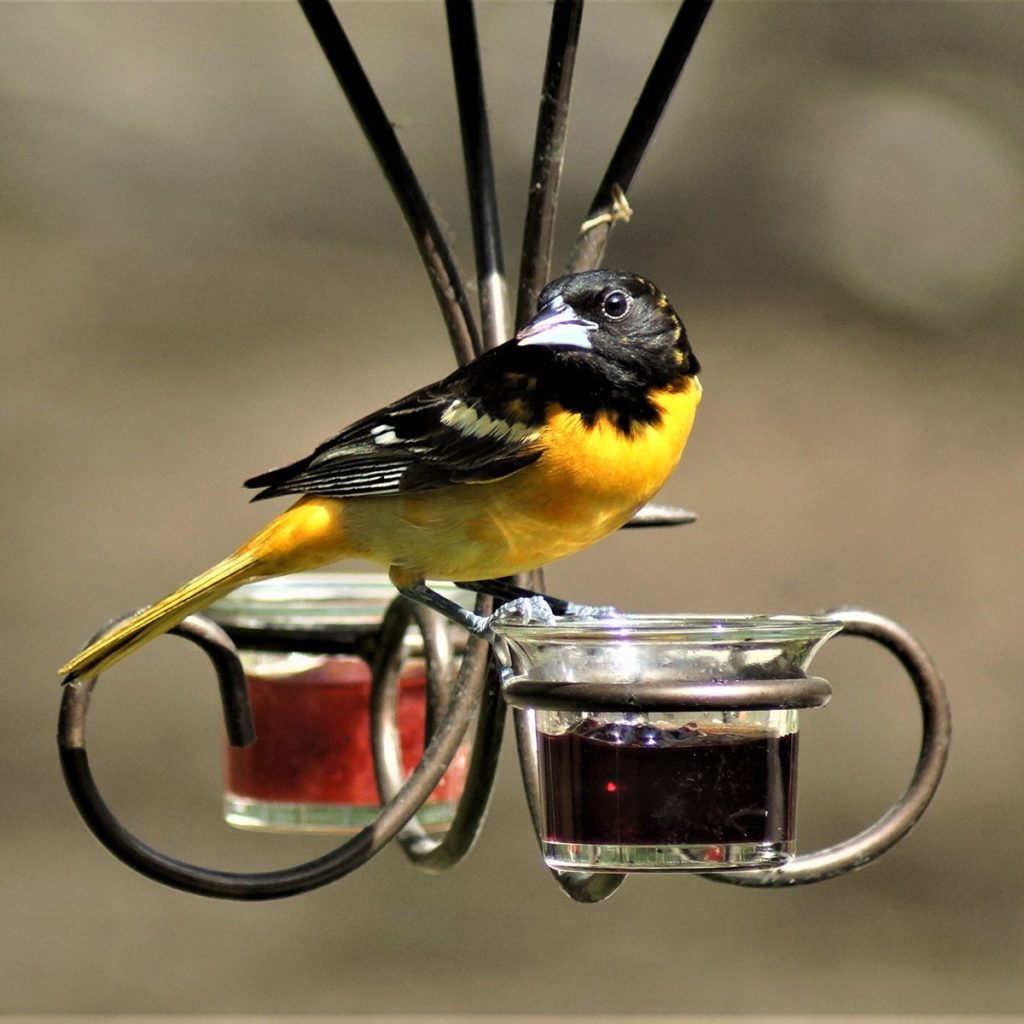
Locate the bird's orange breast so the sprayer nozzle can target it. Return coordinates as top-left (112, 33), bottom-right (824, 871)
top-left (534, 377), bottom-right (701, 512)
top-left (376, 376), bottom-right (702, 585)
top-left (268, 377), bottom-right (703, 588)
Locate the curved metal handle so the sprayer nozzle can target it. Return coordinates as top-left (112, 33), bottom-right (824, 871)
top-left (371, 595), bottom-right (508, 872)
top-left (58, 611), bottom-right (488, 900)
top-left (708, 607), bottom-right (952, 888)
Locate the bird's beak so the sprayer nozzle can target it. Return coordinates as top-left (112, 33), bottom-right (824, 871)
top-left (516, 295), bottom-right (597, 350)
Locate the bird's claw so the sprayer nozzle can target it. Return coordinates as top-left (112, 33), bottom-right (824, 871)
top-left (486, 597), bottom-right (618, 632)
top-left (489, 595), bottom-right (559, 628)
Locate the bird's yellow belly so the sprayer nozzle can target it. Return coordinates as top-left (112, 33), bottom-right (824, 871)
top-left (351, 378), bottom-right (701, 585)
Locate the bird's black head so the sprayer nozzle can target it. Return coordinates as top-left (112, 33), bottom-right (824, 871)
top-left (516, 270), bottom-right (700, 382)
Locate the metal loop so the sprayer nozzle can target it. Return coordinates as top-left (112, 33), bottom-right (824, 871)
top-left (176, 615), bottom-right (256, 748)
top-left (369, 596), bottom-right (443, 854)
top-left (503, 676), bottom-right (832, 713)
top-left (371, 595), bottom-right (508, 872)
top-left (60, 613), bottom-right (256, 750)
top-left (58, 611), bottom-right (487, 900)
top-left (706, 607), bottom-right (952, 888)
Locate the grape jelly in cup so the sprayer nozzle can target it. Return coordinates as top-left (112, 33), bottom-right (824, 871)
top-left (493, 614), bottom-right (839, 871)
top-left (208, 574), bottom-right (470, 834)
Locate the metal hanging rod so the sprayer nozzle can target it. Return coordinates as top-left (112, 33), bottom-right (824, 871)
top-left (515, 0), bottom-right (584, 328)
top-left (297, 0), bottom-right (482, 364)
top-left (569, 0), bottom-right (714, 272)
top-left (446, 0), bottom-right (509, 351)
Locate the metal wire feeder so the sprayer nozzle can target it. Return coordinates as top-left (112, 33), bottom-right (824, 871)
top-left (58, 0), bottom-right (951, 904)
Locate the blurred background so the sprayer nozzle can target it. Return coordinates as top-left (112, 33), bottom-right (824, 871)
top-left (3, 0), bottom-right (1022, 1016)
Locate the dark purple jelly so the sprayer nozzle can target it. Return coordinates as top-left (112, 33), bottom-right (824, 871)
top-left (539, 720), bottom-right (797, 848)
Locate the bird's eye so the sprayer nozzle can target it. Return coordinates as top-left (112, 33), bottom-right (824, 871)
top-left (602, 290), bottom-right (631, 320)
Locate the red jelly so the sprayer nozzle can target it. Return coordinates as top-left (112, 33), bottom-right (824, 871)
top-left (223, 654), bottom-right (468, 832)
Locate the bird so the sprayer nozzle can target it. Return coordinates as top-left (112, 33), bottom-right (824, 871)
top-left (60, 269), bottom-right (701, 681)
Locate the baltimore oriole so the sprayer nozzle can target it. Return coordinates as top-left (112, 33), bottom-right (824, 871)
top-left (60, 270), bottom-right (701, 680)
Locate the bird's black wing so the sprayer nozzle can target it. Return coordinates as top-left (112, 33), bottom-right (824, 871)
top-left (244, 360), bottom-right (544, 501)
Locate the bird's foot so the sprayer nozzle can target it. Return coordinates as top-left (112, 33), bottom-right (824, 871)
top-left (489, 595), bottom-right (559, 628)
top-left (488, 597), bottom-right (618, 627)
top-left (399, 582), bottom-right (617, 645)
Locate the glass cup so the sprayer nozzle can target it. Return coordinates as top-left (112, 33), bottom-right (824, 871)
top-left (207, 573), bottom-right (470, 833)
top-left (493, 614), bottom-right (840, 871)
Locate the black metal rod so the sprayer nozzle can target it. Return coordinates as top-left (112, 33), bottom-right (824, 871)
top-left (175, 617), bottom-right (256, 748)
top-left (297, 0), bottom-right (481, 365)
top-left (446, 0), bottom-right (508, 351)
top-left (515, 0), bottom-right (584, 328)
top-left (569, 0), bottom-right (713, 272)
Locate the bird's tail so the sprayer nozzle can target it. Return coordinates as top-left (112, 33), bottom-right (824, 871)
top-left (59, 550), bottom-right (262, 682)
top-left (60, 497), bottom-right (353, 682)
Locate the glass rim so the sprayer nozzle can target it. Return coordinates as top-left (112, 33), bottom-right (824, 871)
top-left (208, 572), bottom-right (470, 627)
top-left (491, 613), bottom-right (843, 643)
